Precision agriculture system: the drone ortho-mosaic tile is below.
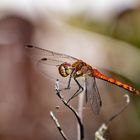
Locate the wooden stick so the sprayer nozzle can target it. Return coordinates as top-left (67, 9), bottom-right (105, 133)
top-left (50, 111), bottom-right (68, 140)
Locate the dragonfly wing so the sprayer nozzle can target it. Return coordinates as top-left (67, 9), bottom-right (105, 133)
top-left (85, 76), bottom-right (102, 115)
top-left (24, 45), bottom-right (78, 66)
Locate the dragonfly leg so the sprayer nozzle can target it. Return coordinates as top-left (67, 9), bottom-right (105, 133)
top-left (65, 76), bottom-right (72, 89)
top-left (65, 68), bottom-right (75, 90)
top-left (74, 78), bottom-right (84, 92)
top-left (67, 78), bottom-right (84, 103)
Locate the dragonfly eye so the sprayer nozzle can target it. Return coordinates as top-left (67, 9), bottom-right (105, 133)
top-left (58, 63), bottom-right (72, 77)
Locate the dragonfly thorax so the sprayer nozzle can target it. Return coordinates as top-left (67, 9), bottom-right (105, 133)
top-left (58, 62), bottom-right (73, 77)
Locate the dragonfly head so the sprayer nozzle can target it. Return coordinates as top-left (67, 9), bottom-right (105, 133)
top-left (58, 62), bottom-right (73, 77)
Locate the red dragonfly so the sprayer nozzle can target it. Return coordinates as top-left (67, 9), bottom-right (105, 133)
top-left (25, 45), bottom-right (139, 114)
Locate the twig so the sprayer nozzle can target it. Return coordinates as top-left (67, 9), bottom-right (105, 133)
top-left (77, 80), bottom-right (85, 140)
top-left (55, 79), bottom-right (84, 140)
top-left (50, 111), bottom-right (68, 140)
top-left (95, 123), bottom-right (107, 140)
top-left (106, 94), bottom-right (130, 125)
top-left (95, 94), bottom-right (130, 140)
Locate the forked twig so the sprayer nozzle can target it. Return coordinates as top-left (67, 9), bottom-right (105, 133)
top-left (95, 94), bottom-right (130, 140)
top-left (52, 79), bottom-right (84, 140)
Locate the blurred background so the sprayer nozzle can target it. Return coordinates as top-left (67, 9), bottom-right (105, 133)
top-left (0, 0), bottom-right (140, 140)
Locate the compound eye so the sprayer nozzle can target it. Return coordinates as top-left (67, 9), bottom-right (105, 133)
top-left (58, 64), bottom-right (69, 77)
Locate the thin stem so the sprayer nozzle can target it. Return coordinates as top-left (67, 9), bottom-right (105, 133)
top-left (77, 86), bottom-right (85, 140)
top-left (50, 111), bottom-right (68, 140)
top-left (106, 94), bottom-right (130, 125)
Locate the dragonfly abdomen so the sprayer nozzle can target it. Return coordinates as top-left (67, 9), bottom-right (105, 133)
top-left (93, 69), bottom-right (139, 95)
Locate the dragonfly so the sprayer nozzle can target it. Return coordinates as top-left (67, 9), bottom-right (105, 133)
top-left (25, 45), bottom-right (139, 114)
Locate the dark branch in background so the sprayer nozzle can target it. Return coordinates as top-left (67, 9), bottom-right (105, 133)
top-left (51, 79), bottom-right (84, 140)
top-left (95, 94), bottom-right (130, 140)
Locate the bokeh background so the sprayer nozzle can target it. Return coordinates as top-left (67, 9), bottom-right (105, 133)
top-left (0, 0), bottom-right (140, 140)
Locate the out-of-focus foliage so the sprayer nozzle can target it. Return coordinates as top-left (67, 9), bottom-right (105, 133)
top-left (68, 7), bottom-right (140, 49)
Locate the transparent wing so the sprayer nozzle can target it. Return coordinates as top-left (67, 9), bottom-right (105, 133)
top-left (85, 76), bottom-right (102, 115)
top-left (24, 45), bottom-right (78, 66)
